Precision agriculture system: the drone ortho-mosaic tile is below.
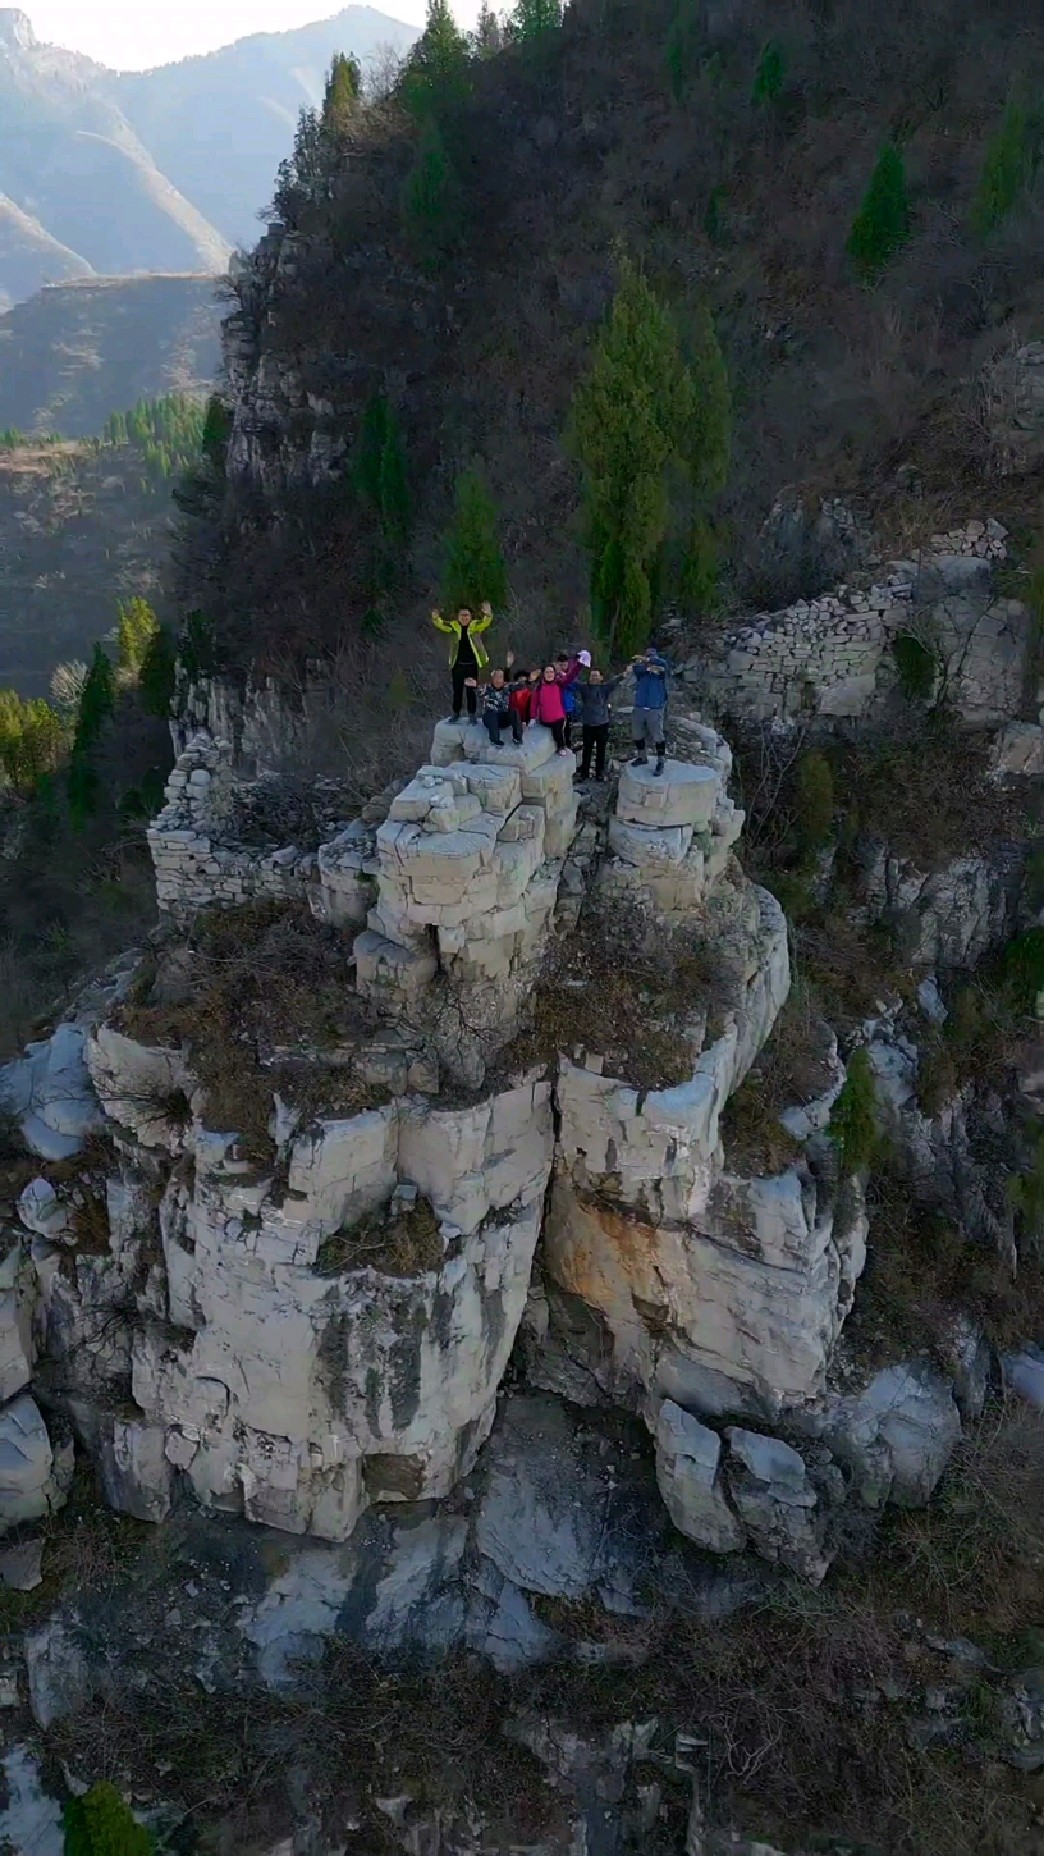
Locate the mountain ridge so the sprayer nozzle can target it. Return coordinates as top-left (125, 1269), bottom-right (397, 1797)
top-left (0, 5), bottom-right (418, 307)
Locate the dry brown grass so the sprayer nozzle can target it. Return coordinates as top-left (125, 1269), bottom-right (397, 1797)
top-left (847, 1148), bottom-right (1044, 1367)
top-left (315, 1193), bottom-right (443, 1277)
top-left (118, 903), bottom-right (390, 1162)
top-left (509, 897), bottom-right (731, 1093)
top-left (719, 980), bottom-right (835, 1175)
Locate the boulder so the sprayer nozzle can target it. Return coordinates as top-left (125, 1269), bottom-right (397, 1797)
top-left (654, 1400), bottom-right (746, 1553)
top-left (0, 1397), bottom-right (72, 1535)
top-left (724, 1429), bottom-right (834, 1584)
top-left (0, 1022), bottom-right (101, 1160)
top-left (1004, 1346), bottom-right (1044, 1409)
top-left (24, 1615), bottom-right (91, 1728)
top-left (816, 1363), bottom-right (961, 1507)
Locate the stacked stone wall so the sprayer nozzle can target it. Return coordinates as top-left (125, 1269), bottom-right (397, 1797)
top-left (700, 520), bottom-right (1021, 726)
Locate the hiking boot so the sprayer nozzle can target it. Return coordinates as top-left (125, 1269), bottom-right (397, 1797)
top-left (491, 738), bottom-right (504, 749)
top-left (654, 754), bottom-right (665, 777)
top-left (630, 752), bottom-right (648, 767)
top-left (447, 713), bottom-right (461, 724)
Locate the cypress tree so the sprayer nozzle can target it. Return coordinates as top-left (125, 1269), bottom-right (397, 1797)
top-left (441, 468), bottom-right (508, 616)
top-left (116, 598), bottom-right (160, 679)
top-left (796, 751), bottom-right (834, 851)
top-left (400, 120), bottom-right (463, 270)
top-left (511, 0), bottom-right (563, 46)
top-left (752, 38), bottom-right (786, 106)
top-left (201, 395), bottom-right (231, 474)
top-left (473, 3), bottom-right (503, 55)
top-left (64, 1781), bottom-right (153, 1855)
top-left (569, 262), bottom-right (730, 653)
top-left (971, 90), bottom-right (1034, 238)
top-left (828, 1048), bottom-right (878, 1176)
top-left (322, 51), bottom-right (361, 136)
top-left (399, 0), bottom-right (471, 122)
top-left (138, 626), bottom-right (177, 718)
top-left (846, 143), bottom-right (911, 280)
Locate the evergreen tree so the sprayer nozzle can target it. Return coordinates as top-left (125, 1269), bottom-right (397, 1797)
top-left (971, 89), bottom-right (1035, 238)
top-left (73, 646), bottom-right (116, 757)
top-left (64, 1780), bottom-right (153, 1855)
top-left (510, 0), bottom-right (562, 46)
top-left (752, 38), bottom-right (786, 105)
top-left (570, 261), bottom-right (706, 653)
top-left (116, 598), bottom-right (160, 679)
top-left (472, 3), bottom-right (503, 55)
top-left (138, 626), bottom-right (177, 719)
top-left (274, 107), bottom-right (328, 220)
top-left (399, 0), bottom-right (472, 121)
top-left (400, 120), bottom-right (463, 270)
top-left (0, 691), bottom-right (67, 790)
top-left (846, 143), bottom-right (911, 280)
top-left (828, 1047), bottom-right (878, 1176)
top-left (441, 467), bottom-right (508, 616)
top-left (322, 51), bottom-right (361, 136)
top-left (796, 750), bottom-right (834, 851)
top-left (354, 394), bottom-right (411, 544)
top-left (68, 644), bottom-right (117, 824)
top-left (201, 395), bottom-right (232, 474)
top-left (664, 0), bottom-right (700, 105)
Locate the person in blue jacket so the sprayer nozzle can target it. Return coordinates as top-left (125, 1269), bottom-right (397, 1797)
top-left (629, 644), bottom-right (671, 776)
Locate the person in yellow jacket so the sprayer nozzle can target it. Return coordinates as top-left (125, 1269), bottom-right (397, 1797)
top-left (431, 601), bottom-right (494, 722)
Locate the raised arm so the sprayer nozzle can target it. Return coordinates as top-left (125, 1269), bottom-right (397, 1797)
top-left (431, 608), bottom-right (454, 636)
top-left (471, 603), bottom-right (494, 638)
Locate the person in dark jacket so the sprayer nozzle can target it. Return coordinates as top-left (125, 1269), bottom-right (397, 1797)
top-left (575, 667), bottom-right (625, 783)
top-left (431, 602), bottom-right (493, 722)
top-left (629, 644), bottom-right (671, 776)
top-left (479, 666), bottom-right (526, 747)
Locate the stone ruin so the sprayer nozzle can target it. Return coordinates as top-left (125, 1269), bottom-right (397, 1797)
top-left (1, 702), bottom-right (977, 1586)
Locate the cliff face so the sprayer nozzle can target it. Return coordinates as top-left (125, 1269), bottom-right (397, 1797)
top-left (0, 668), bottom-right (979, 1594)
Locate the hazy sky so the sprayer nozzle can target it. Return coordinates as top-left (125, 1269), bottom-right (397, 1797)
top-left (24, 2), bottom-right (481, 70)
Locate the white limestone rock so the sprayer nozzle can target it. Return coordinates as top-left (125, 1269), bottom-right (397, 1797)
top-left (812, 1363), bottom-right (962, 1508)
top-left (24, 1615), bottom-right (91, 1728)
top-left (0, 1397), bottom-right (73, 1536)
top-left (724, 1429), bottom-right (834, 1584)
top-left (0, 1236), bottom-right (35, 1402)
top-left (0, 1022), bottom-right (101, 1160)
top-left (112, 1081), bottom-right (559, 1539)
top-left (86, 1025), bottom-right (193, 1149)
top-left (617, 759), bottom-right (721, 830)
top-left (654, 1400), bottom-right (746, 1554)
top-left (1004, 1346), bottom-right (1044, 1409)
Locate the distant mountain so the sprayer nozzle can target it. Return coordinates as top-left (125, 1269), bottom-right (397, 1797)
top-left (0, 11), bottom-right (231, 292)
top-left (0, 7), bottom-right (418, 309)
top-left (111, 8), bottom-right (419, 249)
top-left (0, 275), bottom-right (222, 437)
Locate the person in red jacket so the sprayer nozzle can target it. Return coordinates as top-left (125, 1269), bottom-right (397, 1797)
top-left (530, 662), bottom-right (577, 753)
top-left (509, 666), bottom-right (541, 728)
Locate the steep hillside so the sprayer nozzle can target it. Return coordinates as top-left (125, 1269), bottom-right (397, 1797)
top-left (0, 6), bottom-right (417, 308)
top-left (0, 12), bottom-right (230, 289)
top-left (0, 416), bottom-right (202, 695)
top-left (198, 0), bottom-right (1044, 675)
top-left (0, 191), bottom-right (93, 310)
top-left (0, 275), bottom-right (220, 437)
top-left (112, 8), bottom-right (419, 249)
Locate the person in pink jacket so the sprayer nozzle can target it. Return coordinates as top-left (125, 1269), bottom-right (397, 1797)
top-left (529, 660), bottom-right (580, 753)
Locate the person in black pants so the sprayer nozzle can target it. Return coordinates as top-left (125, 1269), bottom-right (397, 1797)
top-left (480, 668), bottom-right (526, 747)
top-left (431, 602), bottom-right (493, 721)
top-left (576, 667), bottom-right (624, 782)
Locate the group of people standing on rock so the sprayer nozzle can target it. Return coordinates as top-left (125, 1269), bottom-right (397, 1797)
top-left (431, 604), bottom-right (670, 781)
